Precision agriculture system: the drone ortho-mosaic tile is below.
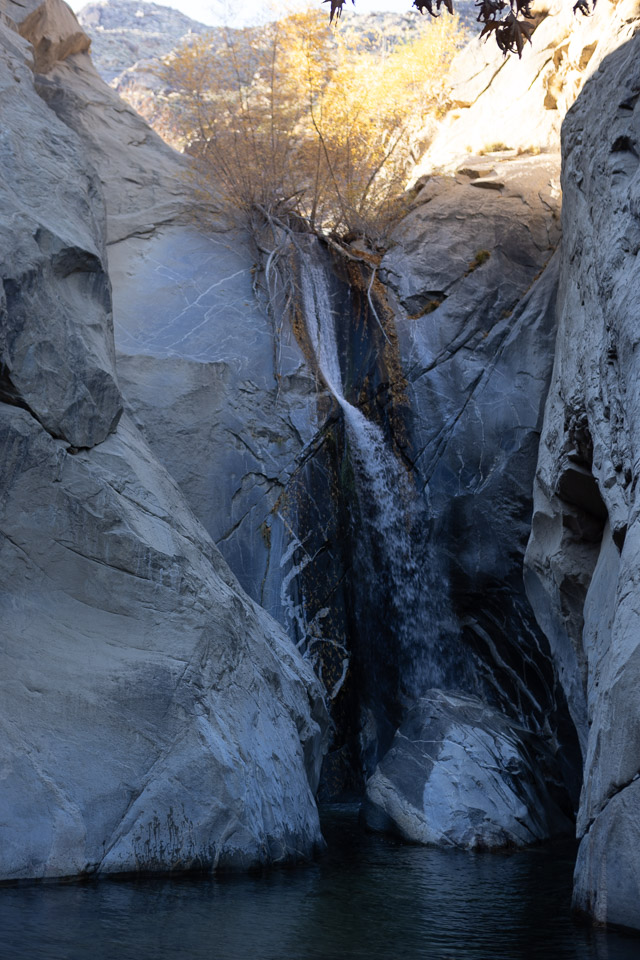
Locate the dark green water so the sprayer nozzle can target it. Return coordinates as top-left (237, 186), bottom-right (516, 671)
top-left (1, 806), bottom-right (637, 960)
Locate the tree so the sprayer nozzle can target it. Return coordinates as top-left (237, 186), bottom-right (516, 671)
top-left (158, 8), bottom-right (463, 240)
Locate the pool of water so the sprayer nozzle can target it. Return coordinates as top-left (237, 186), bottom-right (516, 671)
top-left (1, 805), bottom-right (637, 960)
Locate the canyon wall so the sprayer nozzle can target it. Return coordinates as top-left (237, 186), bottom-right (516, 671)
top-left (3, 0), bottom-right (640, 931)
top-left (524, 21), bottom-right (640, 930)
top-left (359, 0), bottom-right (637, 850)
top-left (0, 0), bottom-right (326, 880)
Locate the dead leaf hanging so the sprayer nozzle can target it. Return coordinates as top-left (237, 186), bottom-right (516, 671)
top-left (323, 0), bottom-right (354, 23)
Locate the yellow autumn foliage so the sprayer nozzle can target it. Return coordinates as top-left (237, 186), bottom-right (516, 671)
top-left (157, 7), bottom-right (463, 238)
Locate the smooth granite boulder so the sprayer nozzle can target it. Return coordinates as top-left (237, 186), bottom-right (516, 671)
top-left (363, 690), bottom-right (573, 849)
top-left (0, 1), bottom-right (327, 880)
top-left (0, 407), bottom-right (326, 879)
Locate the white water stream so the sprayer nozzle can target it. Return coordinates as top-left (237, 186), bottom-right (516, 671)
top-left (300, 257), bottom-right (416, 549)
top-left (299, 253), bottom-right (445, 699)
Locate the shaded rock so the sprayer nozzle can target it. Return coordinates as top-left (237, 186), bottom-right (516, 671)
top-left (97, 47), bottom-right (581, 808)
top-left (384, 152), bottom-right (561, 317)
top-left (29, 9), bottom-right (326, 631)
top-left (113, 290), bottom-right (319, 613)
top-left (377, 153), bottom-right (582, 807)
top-left (573, 778), bottom-right (640, 931)
top-left (0, 406), bottom-right (326, 879)
top-left (524, 20), bottom-right (640, 929)
top-left (37, 0), bottom-right (581, 813)
top-left (0, 0), bottom-right (327, 880)
top-left (363, 690), bottom-right (573, 849)
top-left (34, 47), bottom-right (189, 243)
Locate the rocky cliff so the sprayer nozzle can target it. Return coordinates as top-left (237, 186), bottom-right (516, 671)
top-left (47, 0), bottom-right (636, 879)
top-left (4, 0), bottom-right (640, 933)
top-left (77, 0), bottom-right (209, 82)
top-left (0, 0), bottom-right (326, 880)
top-left (369, 0), bottom-right (640, 926)
top-left (99, 3), bottom-right (586, 824)
top-left (524, 15), bottom-right (640, 930)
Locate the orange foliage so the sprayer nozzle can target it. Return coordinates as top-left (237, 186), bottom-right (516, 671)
top-left (157, 7), bottom-right (463, 238)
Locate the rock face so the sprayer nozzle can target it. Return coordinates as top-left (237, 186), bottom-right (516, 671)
top-left (410, 0), bottom-right (615, 176)
top-left (0, 0), bottom-right (326, 880)
top-left (362, 0), bottom-right (640, 861)
top-left (356, 157), bottom-right (582, 845)
top-left (354, 101), bottom-right (580, 843)
top-left (73, 0), bottom-right (640, 929)
top-left (524, 19), bottom-right (640, 930)
top-left (7, 0), bottom-right (640, 928)
top-left (34, 46), bottom-right (190, 242)
top-left (0, 408), bottom-right (326, 878)
top-left (111, 226), bottom-right (321, 618)
top-left (0, 11), bottom-right (119, 449)
top-left (22, 17), bottom-right (322, 627)
top-left (77, 0), bottom-right (209, 82)
top-left (17, 0), bottom-right (90, 72)
top-left (363, 690), bottom-right (573, 848)
top-left (71, 0), bottom-right (589, 826)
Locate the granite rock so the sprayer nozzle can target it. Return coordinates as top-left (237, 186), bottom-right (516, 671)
top-left (23, 13), bottom-right (324, 626)
top-left (0, 12), bottom-right (120, 449)
top-left (16, 0), bottom-right (90, 73)
top-left (0, 0), bottom-right (327, 880)
top-left (0, 407), bottom-right (326, 879)
top-left (524, 19), bottom-right (640, 929)
top-left (378, 154), bottom-right (581, 796)
top-left (366, 0), bottom-right (640, 859)
top-left (363, 690), bottom-right (573, 848)
top-left (410, 0), bottom-right (625, 177)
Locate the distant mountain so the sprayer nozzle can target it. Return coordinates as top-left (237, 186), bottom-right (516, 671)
top-left (79, 0), bottom-right (478, 83)
top-left (339, 5), bottom-right (478, 47)
top-left (77, 0), bottom-right (212, 81)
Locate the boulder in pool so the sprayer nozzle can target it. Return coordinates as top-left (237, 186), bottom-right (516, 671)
top-left (362, 690), bottom-right (573, 849)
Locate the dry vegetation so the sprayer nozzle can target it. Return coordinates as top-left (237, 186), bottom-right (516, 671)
top-left (153, 7), bottom-right (464, 241)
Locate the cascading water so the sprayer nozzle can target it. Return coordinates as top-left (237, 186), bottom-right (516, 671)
top-left (299, 244), bottom-right (465, 764)
top-left (300, 255), bottom-right (420, 602)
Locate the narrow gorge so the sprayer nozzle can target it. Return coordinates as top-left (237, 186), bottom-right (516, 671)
top-left (2, 0), bottom-right (640, 950)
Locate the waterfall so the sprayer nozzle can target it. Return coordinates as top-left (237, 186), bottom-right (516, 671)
top-left (299, 248), bottom-right (458, 738)
top-left (300, 255), bottom-right (420, 604)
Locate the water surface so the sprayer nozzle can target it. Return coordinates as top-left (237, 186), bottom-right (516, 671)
top-left (1, 805), bottom-right (637, 960)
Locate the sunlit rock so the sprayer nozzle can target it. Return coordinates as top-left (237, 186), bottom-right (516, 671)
top-left (411, 0), bottom-right (631, 176)
top-left (12, 0), bottom-right (90, 73)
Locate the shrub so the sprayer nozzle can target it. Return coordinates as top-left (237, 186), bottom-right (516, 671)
top-left (157, 7), bottom-right (464, 240)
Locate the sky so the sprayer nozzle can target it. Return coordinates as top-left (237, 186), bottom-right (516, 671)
top-left (69, 0), bottom-right (417, 29)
